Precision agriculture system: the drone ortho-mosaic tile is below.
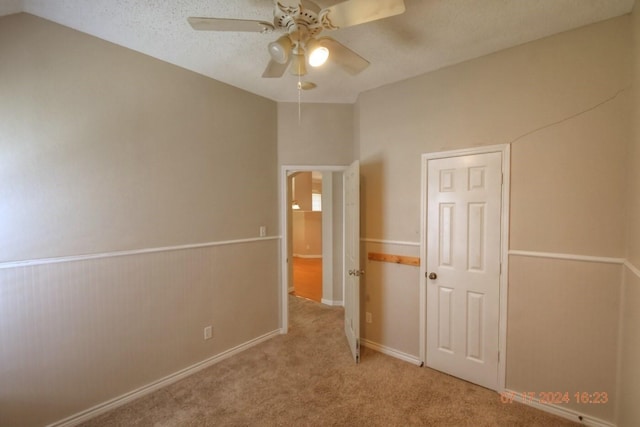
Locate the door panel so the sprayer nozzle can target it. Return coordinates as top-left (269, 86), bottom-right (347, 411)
top-left (426, 152), bottom-right (502, 390)
top-left (344, 160), bottom-right (360, 363)
top-left (437, 286), bottom-right (454, 352)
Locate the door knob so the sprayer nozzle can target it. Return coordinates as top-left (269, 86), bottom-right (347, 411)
top-left (428, 272), bottom-right (437, 280)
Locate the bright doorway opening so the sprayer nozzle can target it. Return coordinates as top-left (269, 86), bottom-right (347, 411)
top-left (280, 165), bottom-right (348, 333)
top-left (290, 171), bottom-right (324, 302)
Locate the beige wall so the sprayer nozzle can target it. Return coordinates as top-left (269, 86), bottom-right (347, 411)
top-left (0, 15), bottom-right (277, 261)
top-left (277, 102), bottom-right (354, 166)
top-left (292, 172), bottom-right (322, 257)
top-left (356, 16), bottom-right (630, 422)
top-left (277, 102), bottom-right (354, 305)
top-left (0, 13), bottom-right (279, 426)
top-left (292, 211), bottom-right (322, 256)
top-left (357, 17), bottom-right (629, 245)
top-left (618, 2), bottom-right (640, 426)
top-left (0, 15), bottom-right (278, 263)
top-left (630, 2), bottom-right (640, 269)
top-left (292, 172), bottom-right (313, 211)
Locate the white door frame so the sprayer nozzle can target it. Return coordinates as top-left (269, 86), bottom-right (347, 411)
top-left (419, 144), bottom-right (510, 391)
top-left (279, 164), bottom-right (348, 334)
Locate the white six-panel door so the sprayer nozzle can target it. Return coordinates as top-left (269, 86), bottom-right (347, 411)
top-left (425, 151), bottom-right (503, 390)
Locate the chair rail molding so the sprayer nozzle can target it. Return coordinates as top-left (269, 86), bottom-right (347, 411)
top-left (0, 236), bottom-right (281, 270)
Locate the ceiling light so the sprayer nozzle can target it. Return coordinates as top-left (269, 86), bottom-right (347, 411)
top-left (306, 38), bottom-right (329, 67)
top-left (268, 35), bottom-right (292, 64)
top-left (309, 46), bottom-right (329, 67)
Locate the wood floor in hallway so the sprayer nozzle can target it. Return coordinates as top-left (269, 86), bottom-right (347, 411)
top-left (292, 257), bottom-right (322, 302)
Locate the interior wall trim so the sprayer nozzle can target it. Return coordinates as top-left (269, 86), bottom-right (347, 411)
top-left (292, 254), bottom-right (323, 259)
top-left (501, 388), bottom-right (614, 427)
top-left (320, 298), bottom-right (343, 307)
top-left (508, 250), bottom-right (625, 265)
top-left (361, 238), bottom-right (420, 247)
top-left (48, 329), bottom-right (282, 427)
top-left (360, 338), bottom-right (421, 366)
top-left (0, 236), bottom-right (281, 270)
top-left (624, 260), bottom-right (640, 278)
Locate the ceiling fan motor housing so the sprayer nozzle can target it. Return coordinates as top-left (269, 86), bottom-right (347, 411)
top-left (274, 0), bottom-right (323, 47)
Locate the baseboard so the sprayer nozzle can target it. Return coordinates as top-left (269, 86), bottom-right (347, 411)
top-left (361, 338), bottom-right (421, 366)
top-left (501, 389), bottom-right (615, 427)
top-left (321, 298), bottom-right (343, 306)
top-left (48, 329), bottom-right (282, 427)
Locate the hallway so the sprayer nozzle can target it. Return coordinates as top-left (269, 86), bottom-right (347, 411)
top-left (292, 257), bottom-right (322, 302)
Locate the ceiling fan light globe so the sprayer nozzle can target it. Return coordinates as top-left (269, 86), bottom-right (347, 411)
top-left (309, 46), bottom-right (329, 67)
top-left (268, 36), bottom-right (292, 64)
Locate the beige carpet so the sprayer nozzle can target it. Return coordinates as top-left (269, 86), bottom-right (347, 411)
top-left (82, 296), bottom-right (577, 426)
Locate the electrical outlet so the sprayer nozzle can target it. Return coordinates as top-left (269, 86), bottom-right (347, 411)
top-left (366, 312), bottom-right (372, 323)
top-left (204, 326), bottom-right (213, 340)
top-left (259, 226), bottom-right (266, 237)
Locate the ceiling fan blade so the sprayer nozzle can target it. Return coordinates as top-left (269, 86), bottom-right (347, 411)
top-left (321, 37), bottom-right (369, 75)
top-left (274, 0), bottom-right (301, 10)
top-left (320, 0), bottom-right (405, 30)
top-left (262, 58), bottom-right (290, 78)
top-left (188, 17), bottom-right (274, 33)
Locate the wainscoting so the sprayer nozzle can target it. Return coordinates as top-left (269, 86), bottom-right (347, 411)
top-left (618, 262), bottom-right (640, 427)
top-left (360, 238), bottom-right (422, 358)
top-left (0, 237), bottom-right (280, 427)
top-left (360, 237), bottom-right (635, 426)
top-left (506, 251), bottom-right (625, 425)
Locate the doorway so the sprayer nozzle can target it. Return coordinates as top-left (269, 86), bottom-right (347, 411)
top-left (280, 165), bottom-right (348, 334)
top-left (419, 144), bottom-right (510, 391)
top-left (290, 171), bottom-right (324, 302)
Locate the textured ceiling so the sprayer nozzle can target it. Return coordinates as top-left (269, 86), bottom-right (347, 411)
top-left (3, 0), bottom-right (635, 103)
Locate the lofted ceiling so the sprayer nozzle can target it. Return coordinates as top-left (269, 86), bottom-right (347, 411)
top-left (1, 0), bottom-right (635, 103)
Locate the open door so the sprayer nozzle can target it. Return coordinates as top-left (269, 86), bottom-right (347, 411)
top-left (344, 160), bottom-right (361, 363)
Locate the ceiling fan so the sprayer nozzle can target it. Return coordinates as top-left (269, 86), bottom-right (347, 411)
top-left (188, 0), bottom-right (406, 79)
